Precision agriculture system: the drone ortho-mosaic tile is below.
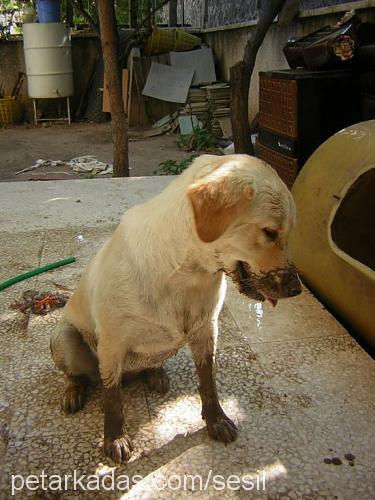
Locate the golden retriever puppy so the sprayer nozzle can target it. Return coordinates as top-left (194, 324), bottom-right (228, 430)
top-left (51, 154), bottom-right (301, 463)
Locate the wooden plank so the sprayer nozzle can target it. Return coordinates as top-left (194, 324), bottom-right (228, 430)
top-left (129, 57), bottom-right (149, 127)
top-left (127, 48), bottom-right (140, 125)
top-left (122, 69), bottom-right (129, 112)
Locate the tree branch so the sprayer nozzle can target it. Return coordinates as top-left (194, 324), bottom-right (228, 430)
top-left (230, 0), bottom-right (289, 154)
top-left (67, 0), bottom-right (99, 34)
top-left (118, 0), bottom-right (171, 63)
top-left (243, 0), bottom-right (286, 67)
top-left (137, 0), bottom-right (170, 31)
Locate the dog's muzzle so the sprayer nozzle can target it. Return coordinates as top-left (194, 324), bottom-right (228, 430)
top-left (228, 261), bottom-right (302, 306)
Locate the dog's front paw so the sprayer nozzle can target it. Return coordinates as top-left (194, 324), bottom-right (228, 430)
top-left (206, 416), bottom-right (238, 443)
top-left (104, 434), bottom-right (133, 463)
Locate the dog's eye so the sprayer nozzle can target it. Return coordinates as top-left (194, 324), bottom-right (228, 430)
top-left (262, 228), bottom-right (278, 242)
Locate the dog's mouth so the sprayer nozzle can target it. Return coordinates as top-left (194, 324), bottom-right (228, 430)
top-left (230, 261), bottom-right (278, 307)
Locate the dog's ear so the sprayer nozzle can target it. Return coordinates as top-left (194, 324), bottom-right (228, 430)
top-left (187, 176), bottom-right (253, 243)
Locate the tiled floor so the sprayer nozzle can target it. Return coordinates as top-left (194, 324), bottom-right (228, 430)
top-left (1, 178), bottom-right (374, 499)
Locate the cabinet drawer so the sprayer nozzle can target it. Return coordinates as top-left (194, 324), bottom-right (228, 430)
top-left (259, 76), bottom-right (298, 138)
top-left (256, 142), bottom-right (299, 189)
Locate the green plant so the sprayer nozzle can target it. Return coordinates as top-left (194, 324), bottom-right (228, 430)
top-left (0, 1), bottom-right (19, 39)
top-left (178, 126), bottom-right (218, 152)
top-left (155, 155), bottom-right (197, 175)
top-left (178, 103), bottom-right (219, 152)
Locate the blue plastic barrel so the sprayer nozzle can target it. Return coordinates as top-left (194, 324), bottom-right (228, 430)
top-left (37, 0), bottom-right (61, 23)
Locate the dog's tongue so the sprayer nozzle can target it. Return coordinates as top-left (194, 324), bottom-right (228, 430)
top-left (267, 298), bottom-right (278, 307)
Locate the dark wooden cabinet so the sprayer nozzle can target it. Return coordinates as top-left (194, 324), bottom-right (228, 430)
top-left (257, 69), bottom-right (360, 188)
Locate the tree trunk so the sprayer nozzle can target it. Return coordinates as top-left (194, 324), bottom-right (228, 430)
top-left (130, 0), bottom-right (138, 29)
top-left (230, 0), bottom-right (289, 155)
top-left (98, 0), bottom-right (130, 177)
top-left (230, 62), bottom-right (252, 154)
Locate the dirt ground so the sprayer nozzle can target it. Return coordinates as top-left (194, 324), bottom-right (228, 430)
top-left (0, 122), bottom-right (192, 182)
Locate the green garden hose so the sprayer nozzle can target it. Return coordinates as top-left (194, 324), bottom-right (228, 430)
top-left (0, 257), bottom-right (76, 291)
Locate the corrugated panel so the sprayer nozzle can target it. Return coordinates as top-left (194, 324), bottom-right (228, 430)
top-left (163, 0), bottom-right (365, 30)
top-left (155, 2), bottom-right (169, 24)
top-left (207, 0), bottom-right (258, 28)
top-left (176, 0), bottom-right (202, 27)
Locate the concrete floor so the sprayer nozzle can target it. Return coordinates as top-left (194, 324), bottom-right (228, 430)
top-left (1, 178), bottom-right (375, 499)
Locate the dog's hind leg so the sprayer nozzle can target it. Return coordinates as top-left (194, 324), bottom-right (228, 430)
top-left (50, 318), bottom-right (99, 414)
top-left (121, 367), bottom-right (170, 394)
top-left (143, 367), bottom-right (170, 394)
top-left (60, 374), bottom-right (90, 414)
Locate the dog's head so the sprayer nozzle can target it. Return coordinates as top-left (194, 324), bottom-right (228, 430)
top-left (187, 154), bottom-right (302, 305)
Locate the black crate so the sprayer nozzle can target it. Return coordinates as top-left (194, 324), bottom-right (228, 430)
top-left (259, 69), bottom-right (360, 167)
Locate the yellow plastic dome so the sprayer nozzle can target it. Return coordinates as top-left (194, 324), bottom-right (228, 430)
top-left (290, 120), bottom-right (375, 346)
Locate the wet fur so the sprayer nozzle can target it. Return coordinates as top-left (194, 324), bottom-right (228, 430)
top-left (50, 154), bottom-right (300, 463)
